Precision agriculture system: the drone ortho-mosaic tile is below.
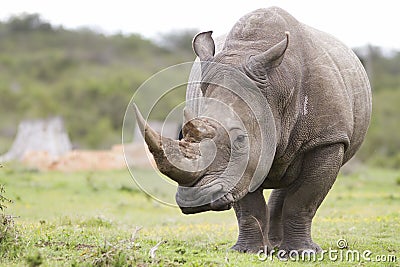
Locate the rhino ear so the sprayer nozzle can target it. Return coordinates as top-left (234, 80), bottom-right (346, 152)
top-left (247, 32), bottom-right (289, 75)
top-left (193, 31), bottom-right (215, 61)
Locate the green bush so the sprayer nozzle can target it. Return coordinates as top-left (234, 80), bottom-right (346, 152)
top-left (0, 14), bottom-right (193, 149)
top-left (357, 89), bottom-right (400, 168)
top-left (0, 185), bottom-right (20, 259)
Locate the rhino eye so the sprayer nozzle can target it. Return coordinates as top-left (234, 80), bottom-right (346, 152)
top-left (235, 135), bottom-right (245, 142)
top-left (229, 128), bottom-right (248, 150)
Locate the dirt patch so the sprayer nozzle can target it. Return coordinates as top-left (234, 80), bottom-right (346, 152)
top-left (22, 143), bottom-right (155, 171)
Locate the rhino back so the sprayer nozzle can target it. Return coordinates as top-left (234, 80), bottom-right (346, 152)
top-left (224, 7), bottom-right (302, 53)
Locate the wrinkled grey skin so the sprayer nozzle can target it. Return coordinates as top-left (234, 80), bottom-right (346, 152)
top-left (135, 7), bottom-right (371, 254)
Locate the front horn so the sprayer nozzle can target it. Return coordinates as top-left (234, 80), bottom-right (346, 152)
top-left (132, 103), bottom-right (215, 186)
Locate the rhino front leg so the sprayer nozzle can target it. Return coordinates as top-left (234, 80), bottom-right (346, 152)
top-left (232, 188), bottom-right (271, 253)
top-left (267, 188), bottom-right (287, 247)
top-left (280, 144), bottom-right (344, 254)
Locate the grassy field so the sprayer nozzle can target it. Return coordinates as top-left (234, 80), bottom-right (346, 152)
top-left (0, 164), bottom-right (399, 266)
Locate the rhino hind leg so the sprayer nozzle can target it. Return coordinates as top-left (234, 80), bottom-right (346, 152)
top-left (231, 188), bottom-right (271, 253)
top-left (279, 143), bottom-right (344, 254)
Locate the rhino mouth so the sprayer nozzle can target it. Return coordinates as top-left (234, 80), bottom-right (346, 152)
top-left (178, 195), bottom-right (234, 214)
top-left (175, 181), bottom-right (235, 214)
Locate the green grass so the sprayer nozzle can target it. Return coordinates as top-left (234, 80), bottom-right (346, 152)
top-left (0, 165), bottom-right (399, 266)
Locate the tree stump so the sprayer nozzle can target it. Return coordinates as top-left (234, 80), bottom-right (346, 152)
top-left (0, 117), bottom-right (72, 162)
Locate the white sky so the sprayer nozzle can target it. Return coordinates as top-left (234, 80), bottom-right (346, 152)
top-left (0, 0), bottom-right (398, 50)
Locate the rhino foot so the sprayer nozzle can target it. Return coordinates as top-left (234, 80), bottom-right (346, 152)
top-left (231, 242), bottom-right (266, 254)
top-left (278, 241), bottom-right (322, 258)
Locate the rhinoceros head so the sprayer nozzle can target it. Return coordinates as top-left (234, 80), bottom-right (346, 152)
top-left (134, 31), bottom-right (289, 214)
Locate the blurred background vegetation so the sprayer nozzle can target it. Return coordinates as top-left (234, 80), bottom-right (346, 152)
top-left (0, 13), bottom-right (399, 168)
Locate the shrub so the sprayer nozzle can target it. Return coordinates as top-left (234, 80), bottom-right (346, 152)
top-left (0, 184), bottom-right (19, 259)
